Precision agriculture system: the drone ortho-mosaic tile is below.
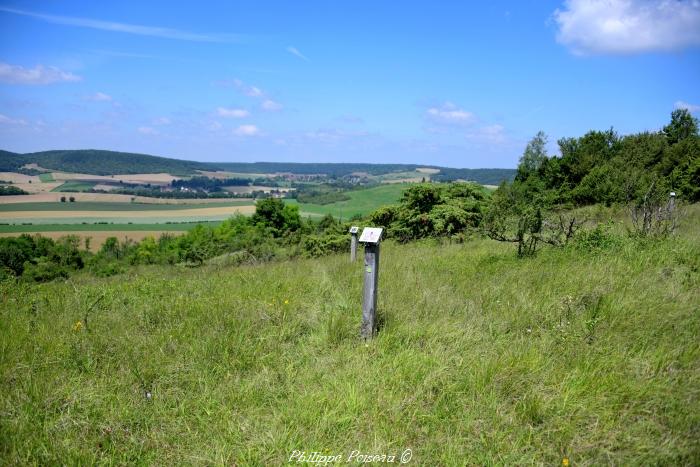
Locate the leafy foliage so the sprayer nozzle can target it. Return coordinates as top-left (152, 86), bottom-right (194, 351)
top-left (510, 110), bottom-right (700, 205)
top-left (368, 182), bottom-right (487, 241)
top-left (0, 185), bottom-right (28, 195)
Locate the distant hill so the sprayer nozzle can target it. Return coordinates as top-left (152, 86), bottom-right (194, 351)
top-left (0, 149), bottom-right (209, 176)
top-left (0, 149), bottom-right (516, 184)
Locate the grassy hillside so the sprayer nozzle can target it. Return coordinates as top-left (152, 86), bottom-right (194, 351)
top-left (0, 149), bottom-right (210, 176)
top-left (1, 210), bottom-right (698, 464)
top-left (289, 184), bottom-right (409, 218)
top-left (1, 149), bottom-right (516, 183)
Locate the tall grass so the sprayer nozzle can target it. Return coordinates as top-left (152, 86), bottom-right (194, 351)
top-left (1, 208), bottom-right (698, 464)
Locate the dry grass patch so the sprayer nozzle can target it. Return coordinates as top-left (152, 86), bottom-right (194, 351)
top-left (0, 172), bottom-right (40, 184)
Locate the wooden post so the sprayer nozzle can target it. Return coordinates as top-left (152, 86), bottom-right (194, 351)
top-left (669, 192), bottom-right (676, 213)
top-left (359, 228), bottom-right (383, 339)
top-left (349, 226), bottom-right (359, 262)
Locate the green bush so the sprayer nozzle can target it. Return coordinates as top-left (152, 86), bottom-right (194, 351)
top-left (22, 257), bottom-right (69, 282)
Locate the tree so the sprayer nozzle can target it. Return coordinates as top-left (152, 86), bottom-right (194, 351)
top-left (663, 108), bottom-right (699, 145)
top-left (252, 198), bottom-right (301, 236)
top-left (516, 131), bottom-right (548, 181)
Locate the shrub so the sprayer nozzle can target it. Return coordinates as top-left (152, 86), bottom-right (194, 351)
top-left (22, 258), bottom-right (69, 282)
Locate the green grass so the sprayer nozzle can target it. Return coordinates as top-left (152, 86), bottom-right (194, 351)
top-left (0, 201), bottom-right (254, 212)
top-left (290, 184), bottom-right (409, 218)
top-left (1, 208), bottom-right (698, 464)
top-left (0, 222), bottom-right (220, 233)
top-left (38, 173), bottom-right (55, 182)
top-left (51, 181), bottom-right (97, 192)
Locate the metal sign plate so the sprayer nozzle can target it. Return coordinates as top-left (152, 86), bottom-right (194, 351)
top-left (359, 227), bottom-right (383, 243)
top-left (349, 226), bottom-right (360, 234)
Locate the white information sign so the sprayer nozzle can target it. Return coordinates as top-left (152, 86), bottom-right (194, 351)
top-left (359, 227), bottom-right (383, 243)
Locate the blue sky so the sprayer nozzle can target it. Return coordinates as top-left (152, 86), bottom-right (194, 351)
top-left (1, 1), bottom-right (699, 168)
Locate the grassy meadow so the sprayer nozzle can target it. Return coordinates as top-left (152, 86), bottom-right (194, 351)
top-left (1, 208), bottom-right (698, 464)
top-left (290, 184), bottom-right (409, 218)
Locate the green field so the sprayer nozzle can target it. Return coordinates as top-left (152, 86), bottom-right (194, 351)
top-left (1, 208), bottom-right (698, 464)
top-left (38, 173), bottom-right (55, 182)
top-left (290, 184), bottom-right (409, 218)
top-left (0, 222), bottom-right (220, 233)
top-left (0, 201), bottom-right (253, 212)
top-left (51, 181), bottom-right (97, 192)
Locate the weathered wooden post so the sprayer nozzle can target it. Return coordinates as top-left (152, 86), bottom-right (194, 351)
top-left (349, 226), bottom-right (359, 262)
top-left (669, 191), bottom-right (676, 213)
top-left (359, 227), bottom-right (383, 339)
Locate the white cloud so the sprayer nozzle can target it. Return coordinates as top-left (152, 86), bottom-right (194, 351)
top-left (85, 92), bottom-right (112, 102)
top-left (138, 126), bottom-right (159, 135)
top-left (261, 99), bottom-right (283, 111)
top-left (426, 102), bottom-right (476, 125)
top-left (674, 100), bottom-right (700, 112)
top-left (553, 0), bottom-right (700, 55)
top-left (0, 62), bottom-right (82, 85)
top-left (234, 124), bottom-right (260, 136)
top-left (0, 114), bottom-right (28, 125)
top-left (0, 6), bottom-right (246, 43)
top-left (465, 124), bottom-right (507, 143)
top-left (153, 117), bottom-right (171, 125)
top-left (217, 107), bottom-right (250, 118)
top-left (286, 46), bottom-right (309, 61)
top-left (232, 79), bottom-right (264, 97)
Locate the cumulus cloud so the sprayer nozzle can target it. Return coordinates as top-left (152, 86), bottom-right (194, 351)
top-left (553, 0), bottom-right (700, 55)
top-left (674, 100), bottom-right (700, 112)
top-left (217, 107), bottom-right (250, 118)
top-left (261, 99), bottom-right (283, 111)
top-left (425, 102), bottom-right (476, 125)
top-left (85, 92), bottom-right (112, 102)
top-left (234, 124), bottom-right (260, 136)
top-left (286, 46), bottom-right (309, 61)
top-left (0, 62), bottom-right (82, 85)
top-left (138, 126), bottom-right (159, 135)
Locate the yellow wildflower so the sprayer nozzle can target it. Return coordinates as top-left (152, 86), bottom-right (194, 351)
top-left (72, 321), bottom-right (83, 332)
top-left (284, 299), bottom-right (289, 305)
top-left (562, 457), bottom-right (570, 466)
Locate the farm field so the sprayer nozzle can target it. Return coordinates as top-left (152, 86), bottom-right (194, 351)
top-left (1, 210), bottom-right (698, 464)
top-left (0, 201), bottom-right (253, 212)
top-left (289, 184), bottom-right (409, 218)
top-left (51, 181), bottom-right (97, 192)
top-left (0, 200), bottom-right (256, 226)
top-left (0, 193), bottom-right (255, 205)
top-left (0, 222), bottom-right (216, 233)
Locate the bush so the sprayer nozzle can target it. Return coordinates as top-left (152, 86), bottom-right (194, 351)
top-left (22, 258), bottom-right (69, 282)
top-left (572, 222), bottom-right (625, 252)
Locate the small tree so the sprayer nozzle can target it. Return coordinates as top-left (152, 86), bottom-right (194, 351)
top-left (663, 108), bottom-right (699, 145)
top-left (60, 196), bottom-right (66, 202)
top-left (516, 131), bottom-right (548, 181)
top-left (69, 196), bottom-right (75, 202)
